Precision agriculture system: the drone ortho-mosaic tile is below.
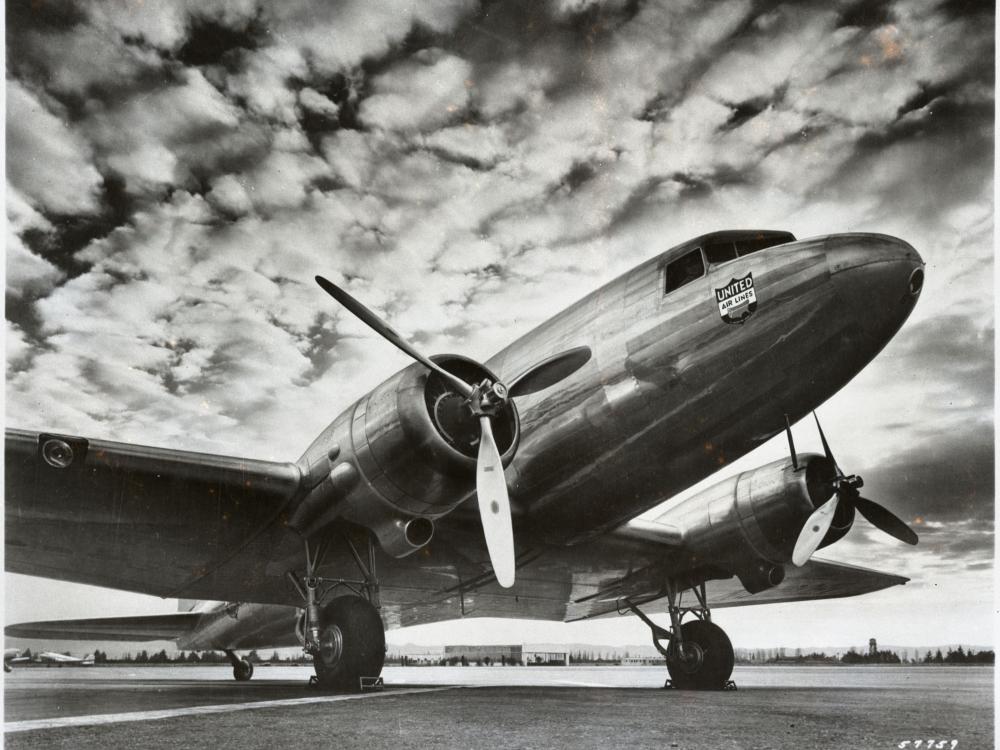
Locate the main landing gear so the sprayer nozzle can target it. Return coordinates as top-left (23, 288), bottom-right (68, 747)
top-left (622, 580), bottom-right (735, 691)
top-left (286, 531), bottom-right (386, 692)
top-left (226, 650), bottom-right (254, 681)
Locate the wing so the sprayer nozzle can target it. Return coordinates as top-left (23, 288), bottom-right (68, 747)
top-left (6, 613), bottom-right (202, 642)
top-left (563, 557), bottom-right (908, 622)
top-left (5, 427), bottom-right (907, 628)
top-left (6, 428), bottom-right (302, 599)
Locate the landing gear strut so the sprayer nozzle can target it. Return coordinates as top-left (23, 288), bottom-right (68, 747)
top-left (622, 580), bottom-right (735, 691)
top-left (226, 650), bottom-right (254, 682)
top-left (287, 530), bottom-right (386, 691)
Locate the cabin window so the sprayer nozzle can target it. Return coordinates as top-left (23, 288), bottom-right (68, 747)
top-left (664, 248), bottom-right (705, 294)
top-left (703, 241), bottom-right (738, 265)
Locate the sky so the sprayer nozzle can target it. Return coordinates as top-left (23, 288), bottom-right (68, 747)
top-left (4, 0), bottom-right (994, 653)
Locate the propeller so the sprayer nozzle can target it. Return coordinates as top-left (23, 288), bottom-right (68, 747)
top-left (315, 275), bottom-right (473, 398)
top-left (791, 413), bottom-right (918, 567)
top-left (476, 414), bottom-right (515, 587)
top-left (315, 275), bottom-right (592, 588)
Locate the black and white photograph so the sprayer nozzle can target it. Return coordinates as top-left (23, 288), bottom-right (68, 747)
top-left (3, 0), bottom-right (994, 747)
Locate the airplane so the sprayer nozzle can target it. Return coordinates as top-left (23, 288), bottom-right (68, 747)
top-left (4, 648), bottom-right (94, 671)
top-left (4, 648), bottom-right (31, 672)
top-left (36, 651), bottom-right (96, 666)
top-left (5, 229), bottom-right (924, 690)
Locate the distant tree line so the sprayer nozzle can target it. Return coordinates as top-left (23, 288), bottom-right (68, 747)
top-left (95, 649), bottom-right (311, 665)
top-left (735, 646), bottom-right (994, 665)
top-left (920, 647), bottom-right (994, 664)
top-left (568, 651), bottom-right (622, 664)
top-left (737, 648), bottom-right (837, 664)
top-left (840, 648), bottom-right (902, 664)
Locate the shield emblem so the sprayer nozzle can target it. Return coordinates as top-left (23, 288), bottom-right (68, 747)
top-left (715, 272), bottom-right (757, 324)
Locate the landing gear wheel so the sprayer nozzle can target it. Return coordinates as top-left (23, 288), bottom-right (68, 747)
top-left (312, 596), bottom-right (385, 692)
top-left (233, 659), bottom-right (254, 681)
top-left (666, 620), bottom-right (734, 690)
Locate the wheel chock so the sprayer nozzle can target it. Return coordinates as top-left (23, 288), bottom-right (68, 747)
top-left (662, 678), bottom-right (738, 691)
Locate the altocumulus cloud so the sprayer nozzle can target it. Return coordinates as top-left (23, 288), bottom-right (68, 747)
top-left (5, 0), bottom-right (993, 583)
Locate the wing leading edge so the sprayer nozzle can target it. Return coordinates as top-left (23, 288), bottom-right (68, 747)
top-left (5, 613), bottom-right (203, 641)
top-left (563, 558), bottom-right (907, 622)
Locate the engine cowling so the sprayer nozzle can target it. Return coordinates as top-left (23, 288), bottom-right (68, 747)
top-left (291, 355), bottom-right (519, 556)
top-left (658, 453), bottom-right (854, 593)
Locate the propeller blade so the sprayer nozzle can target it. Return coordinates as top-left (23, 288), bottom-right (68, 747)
top-left (812, 412), bottom-right (841, 476)
top-left (475, 415), bottom-right (516, 587)
top-left (854, 496), bottom-right (919, 545)
top-left (316, 275), bottom-right (473, 397)
top-left (507, 346), bottom-right (593, 398)
top-left (784, 414), bottom-right (799, 471)
top-left (792, 495), bottom-right (840, 566)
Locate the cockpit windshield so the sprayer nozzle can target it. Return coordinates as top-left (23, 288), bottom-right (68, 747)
top-left (735, 234), bottom-right (791, 256)
top-left (704, 232), bottom-right (795, 266)
top-left (704, 241), bottom-right (737, 264)
top-left (662, 231), bottom-right (796, 297)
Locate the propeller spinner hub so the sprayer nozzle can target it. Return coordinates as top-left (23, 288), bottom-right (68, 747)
top-left (839, 474), bottom-right (864, 491)
top-left (424, 357), bottom-right (518, 459)
top-left (466, 378), bottom-right (511, 418)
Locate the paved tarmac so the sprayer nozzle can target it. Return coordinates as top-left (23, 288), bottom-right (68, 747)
top-left (4, 665), bottom-right (992, 749)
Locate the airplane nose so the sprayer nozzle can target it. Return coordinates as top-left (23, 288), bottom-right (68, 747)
top-left (825, 232), bottom-right (924, 343)
top-left (827, 232), bottom-right (923, 275)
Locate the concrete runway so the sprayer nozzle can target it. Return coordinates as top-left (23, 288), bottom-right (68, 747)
top-left (4, 665), bottom-right (992, 749)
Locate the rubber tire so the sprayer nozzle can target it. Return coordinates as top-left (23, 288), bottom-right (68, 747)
top-left (666, 620), bottom-right (734, 690)
top-left (233, 659), bottom-right (254, 681)
top-left (312, 596), bottom-right (385, 692)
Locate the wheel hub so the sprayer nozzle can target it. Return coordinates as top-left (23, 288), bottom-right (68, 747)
top-left (673, 640), bottom-right (705, 674)
top-left (318, 624), bottom-right (344, 667)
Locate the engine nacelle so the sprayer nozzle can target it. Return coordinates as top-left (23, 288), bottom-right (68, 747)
top-left (291, 355), bottom-right (519, 557)
top-left (659, 453), bottom-right (853, 593)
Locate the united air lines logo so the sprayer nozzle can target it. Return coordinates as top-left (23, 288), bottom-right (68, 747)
top-left (715, 272), bottom-right (757, 324)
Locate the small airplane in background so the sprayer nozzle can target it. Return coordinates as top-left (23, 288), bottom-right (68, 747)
top-left (6, 229), bottom-right (923, 690)
top-left (36, 651), bottom-right (96, 666)
top-left (4, 648), bottom-right (31, 672)
top-left (4, 648), bottom-right (94, 671)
